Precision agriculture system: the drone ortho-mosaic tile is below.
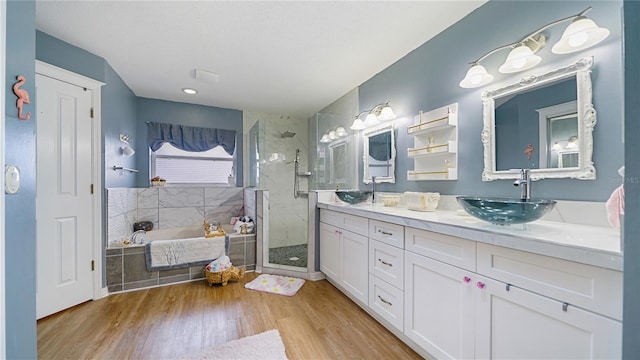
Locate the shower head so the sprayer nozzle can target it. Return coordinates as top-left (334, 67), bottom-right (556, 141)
top-left (281, 131), bottom-right (296, 138)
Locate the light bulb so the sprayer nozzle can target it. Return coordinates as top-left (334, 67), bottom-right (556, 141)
top-left (511, 58), bottom-right (527, 70)
top-left (459, 64), bottom-right (493, 88)
top-left (568, 32), bottom-right (588, 48)
top-left (364, 113), bottom-right (379, 127)
top-left (350, 118), bottom-right (365, 130)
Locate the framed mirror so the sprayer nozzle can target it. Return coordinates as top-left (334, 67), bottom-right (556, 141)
top-left (363, 123), bottom-right (395, 184)
top-left (329, 140), bottom-right (347, 184)
top-left (481, 56), bottom-right (596, 181)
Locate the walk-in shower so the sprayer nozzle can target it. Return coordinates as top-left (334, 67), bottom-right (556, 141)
top-left (248, 116), bottom-right (319, 278)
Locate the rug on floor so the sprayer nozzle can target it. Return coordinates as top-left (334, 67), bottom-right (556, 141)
top-left (244, 274), bottom-right (305, 296)
top-left (174, 329), bottom-right (288, 360)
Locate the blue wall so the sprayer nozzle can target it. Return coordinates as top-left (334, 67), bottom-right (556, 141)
top-left (622, 1), bottom-right (640, 358)
top-left (5, 1), bottom-right (37, 358)
top-left (359, 0), bottom-right (623, 201)
top-left (135, 97), bottom-right (244, 187)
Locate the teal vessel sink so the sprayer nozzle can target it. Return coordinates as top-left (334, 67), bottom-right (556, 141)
top-left (335, 191), bottom-right (372, 205)
top-left (457, 196), bottom-right (557, 225)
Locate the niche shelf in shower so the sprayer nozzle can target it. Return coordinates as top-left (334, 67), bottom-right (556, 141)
top-left (407, 103), bottom-right (458, 181)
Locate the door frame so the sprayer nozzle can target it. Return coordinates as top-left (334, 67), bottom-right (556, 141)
top-left (0, 0), bottom-right (7, 357)
top-left (35, 60), bottom-right (105, 300)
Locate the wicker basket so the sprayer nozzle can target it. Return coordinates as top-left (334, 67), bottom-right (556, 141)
top-left (151, 180), bottom-right (166, 187)
top-left (204, 266), bottom-right (246, 286)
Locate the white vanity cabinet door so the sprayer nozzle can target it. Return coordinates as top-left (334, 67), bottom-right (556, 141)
top-left (319, 222), bottom-right (341, 281)
top-left (369, 239), bottom-right (404, 290)
top-left (475, 274), bottom-right (621, 360)
top-left (404, 251), bottom-right (475, 360)
top-left (340, 229), bottom-right (369, 305)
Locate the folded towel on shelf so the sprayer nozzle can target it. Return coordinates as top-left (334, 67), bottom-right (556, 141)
top-left (145, 235), bottom-right (225, 271)
top-left (605, 185), bottom-right (625, 229)
top-left (206, 255), bottom-right (232, 273)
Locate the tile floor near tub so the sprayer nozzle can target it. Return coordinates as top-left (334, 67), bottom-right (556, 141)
top-left (106, 234), bottom-right (256, 293)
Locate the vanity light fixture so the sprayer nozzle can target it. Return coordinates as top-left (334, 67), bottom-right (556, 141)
top-left (182, 88), bottom-right (198, 95)
top-left (551, 136), bottom-right (579, 151)
top-left (460, 7), bottom-right (609, 88)
top-left (350, 101), bottom-right (396, 130)
top-left (320, 126), bottom-right (349, 144)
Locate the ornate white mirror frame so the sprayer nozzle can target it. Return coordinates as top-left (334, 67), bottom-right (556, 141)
top-left (363, 123), bottom-right (396, 184)
top-left (481, 56), bottom-right (596, 181)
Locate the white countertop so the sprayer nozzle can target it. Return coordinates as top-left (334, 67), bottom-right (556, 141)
top-left (317, 200), bottom-right (623, 271)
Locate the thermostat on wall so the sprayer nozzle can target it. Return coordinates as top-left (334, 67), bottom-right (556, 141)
top-left (5, 165), bottom-right (20, 194)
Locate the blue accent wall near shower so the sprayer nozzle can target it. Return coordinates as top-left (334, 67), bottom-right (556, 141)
top-left (359, 0), bottom-right (623, 201)
top-left (5, 1), bottom-right (37, 358)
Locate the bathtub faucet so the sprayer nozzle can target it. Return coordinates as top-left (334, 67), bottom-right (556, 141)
top-left (131, 230), bottom-right (146, 244)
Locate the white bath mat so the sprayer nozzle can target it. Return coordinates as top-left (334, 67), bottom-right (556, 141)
top-left (244, 274), bottom-right (305, 296)
top-left (174, 329), bottom-right (288, 359)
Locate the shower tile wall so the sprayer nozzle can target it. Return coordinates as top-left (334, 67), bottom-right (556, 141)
top-left (106, 187), bottom-right (244, 246)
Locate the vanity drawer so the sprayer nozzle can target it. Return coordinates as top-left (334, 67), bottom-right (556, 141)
top-left (477, 243), bottom-right (622, 321)
top-left (320, 209), bottom-right (368, 235)
top-left (405, 227), bottom-right (476, 272)
top-left (369, 239), bottom-right (404, 290)
top-left (369, 220), bottom-right (404, 248)
top-left (369, 274), bottom-right (404, 331)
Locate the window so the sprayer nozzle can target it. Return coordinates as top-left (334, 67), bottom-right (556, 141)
top-left (151, 143), bottom-right (234, 184)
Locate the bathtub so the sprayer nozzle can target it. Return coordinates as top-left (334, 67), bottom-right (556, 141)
top-left (142, 223), bottom-right (235, 254)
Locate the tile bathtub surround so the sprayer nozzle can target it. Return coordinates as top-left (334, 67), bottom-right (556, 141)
top-left (105, 234), bottom-right (257, 293)
top-left (106, 186), bottom-right (245, 246)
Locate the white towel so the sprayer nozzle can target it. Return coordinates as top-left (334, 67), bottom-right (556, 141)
top-left (147, 235), bottom-right (225, 270)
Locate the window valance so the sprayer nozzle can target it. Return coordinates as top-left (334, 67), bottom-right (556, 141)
top-left (147, 122), bottom-right (236, 155)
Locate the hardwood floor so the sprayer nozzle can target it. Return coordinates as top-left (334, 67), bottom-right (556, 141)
top-left (37, 272), bottom-right (422, 359)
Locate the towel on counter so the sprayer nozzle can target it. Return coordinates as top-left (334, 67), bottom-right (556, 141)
top-left (206, 255), bottom-right (232, 273)
top-left (145, 235), bottom-right (225, 271)
top-left (605, 185), bottom-right (625, 229)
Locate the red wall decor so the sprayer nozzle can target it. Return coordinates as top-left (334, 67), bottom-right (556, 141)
top-left (13, 75), bottom-right (31, 120)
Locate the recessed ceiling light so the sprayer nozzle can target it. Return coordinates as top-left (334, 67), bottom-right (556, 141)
top-left (182, 88), bottom-right (197, 95)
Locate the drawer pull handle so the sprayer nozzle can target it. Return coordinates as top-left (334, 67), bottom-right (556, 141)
top-left (378, 295), bottom-right (392, 306)
top-left (379, 230), bottom-right (393, 236)
top-left (463, 276), bottom-right (471, 283)
top-left (476, 281), bottom-right (486, 289)
top-left (506, 283), bottom-right (511, 291)
top-left (378, 258), bottom-right (393, 267)
top-left (562, 303), bottom-right (569, 312)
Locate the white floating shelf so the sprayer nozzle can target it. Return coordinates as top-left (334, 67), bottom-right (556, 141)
top-left (407, 141), bottom-right (457, 158)
top-left (407, 112), bottom-right (458, 135)
top-left (407, 168), bottom-right (458, 181)
top-left (407, 103), bottom-right (459, 181)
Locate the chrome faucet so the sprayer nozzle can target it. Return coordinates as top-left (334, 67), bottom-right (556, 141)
top-left (371, 176), bottom-right (377, 204)
top-left (131, 230), bottom-right (146, 244)
top-left (513, 169), bottom-right (531, 200)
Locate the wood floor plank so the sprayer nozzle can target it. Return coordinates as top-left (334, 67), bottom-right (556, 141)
top-left (37, 272), bottom-right (422, 359)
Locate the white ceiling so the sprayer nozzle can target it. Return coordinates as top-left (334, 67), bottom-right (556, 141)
top-left (36, 1), bottom-right (486, 119)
